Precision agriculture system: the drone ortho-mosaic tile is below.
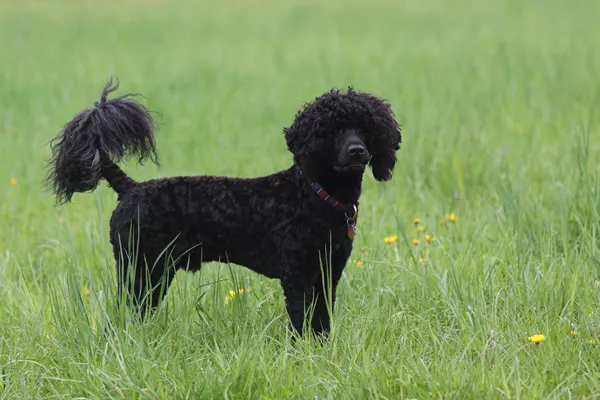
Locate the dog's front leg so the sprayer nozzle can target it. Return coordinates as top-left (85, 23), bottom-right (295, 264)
top-left (310, 267), bottom-right (343, 336)
top-left (280, 275), bottom-right (312, 336)
top-left (309, 243), bottom-right (349, 336)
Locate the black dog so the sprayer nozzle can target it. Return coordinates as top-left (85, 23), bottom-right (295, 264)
top-left (47, 78), bottom-right (401, 336)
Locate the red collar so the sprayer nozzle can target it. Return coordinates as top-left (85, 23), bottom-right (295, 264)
top-left (310, 181), bottom-right (359, 240)
top-left (310, 182), bottom-right (358, 215)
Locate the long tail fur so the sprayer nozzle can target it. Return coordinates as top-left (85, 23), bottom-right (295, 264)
top-left (46, 77), bottom-right (158, 204)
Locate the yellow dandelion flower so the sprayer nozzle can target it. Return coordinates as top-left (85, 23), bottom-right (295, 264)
top-left (528, 334), bottom-right (545, 344)
top-left (355, 260), bottom-right (365, 268)
top-left (570, 330), bottom-right (578, 337)
top-left (417, 226), bottom-right (425, 232)
top-left (9, 177), bottom-right (18, 186)
top-left (412, 239), bottom-right (420, 246)
top-left (384, 235), bottom-right (398, 244)
top-left (225, 287), bottom-right (251, 304)
top-left (448, 212), bottom-right (457, 222)
top-left (81, 288), bottom-right (90, 296)
top-left (418, 257), bottom-right (424, 263)
top-left (413, 218), bottom-right (420, 226)
top-left (424, 234), bottom-right (432, 243)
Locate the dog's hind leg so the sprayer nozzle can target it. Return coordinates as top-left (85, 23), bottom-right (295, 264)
top-left (115, 245), bottom-right (176, 311)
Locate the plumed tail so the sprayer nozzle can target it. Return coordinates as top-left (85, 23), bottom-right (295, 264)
top-left (46, 77), bottom-right (159, 204)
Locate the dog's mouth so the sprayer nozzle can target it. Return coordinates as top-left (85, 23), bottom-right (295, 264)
top-left (334, 162), bottom-right (367, 174)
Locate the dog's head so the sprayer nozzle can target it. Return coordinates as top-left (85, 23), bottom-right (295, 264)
top-left (284, 88), bottom-right (401, 183)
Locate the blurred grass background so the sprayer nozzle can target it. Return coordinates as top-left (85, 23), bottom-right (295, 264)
top-left (1, 0), bottom-right (599, 398)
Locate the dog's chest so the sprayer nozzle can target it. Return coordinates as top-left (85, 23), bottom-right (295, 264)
top-left (324, 216), bottom-right (356, 255)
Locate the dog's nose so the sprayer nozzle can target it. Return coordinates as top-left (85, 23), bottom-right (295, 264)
top-left (348, 144), bottom-right (366, 157)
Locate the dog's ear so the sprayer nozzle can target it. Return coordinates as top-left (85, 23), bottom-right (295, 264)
top-left (283, 124), bottom-right (303, 157)
top-left (283, 96), bottom-right (325, 167)
top-left (360, 93), bottom-right (401, 181)
top-left (284, 121), bottom-right (325, 179)
top-left (369, 128), bottom-right (401, 181)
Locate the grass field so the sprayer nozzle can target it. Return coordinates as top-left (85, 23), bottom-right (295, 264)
top-left (1, 0), bottom-right (600, 398)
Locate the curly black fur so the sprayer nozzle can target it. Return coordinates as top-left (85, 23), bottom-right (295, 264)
top-left (47, 79), bottom-right (401, 336)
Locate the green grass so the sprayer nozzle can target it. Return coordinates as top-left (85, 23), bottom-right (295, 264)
top-left (1, 0), bottom-right (600, 397)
